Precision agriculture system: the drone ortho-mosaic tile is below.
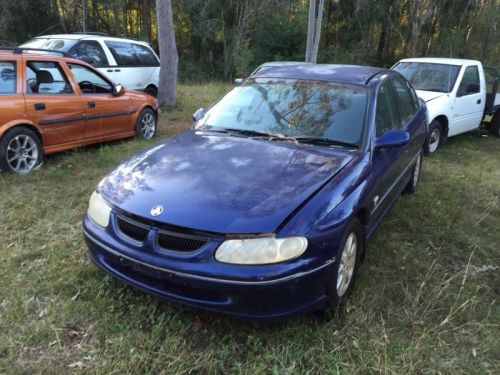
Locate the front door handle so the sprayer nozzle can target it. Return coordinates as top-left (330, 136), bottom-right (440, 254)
top-left (34, 103), bottom-right (45, 111)
top-left (114, 69), bottom-right (121, 72)
top-left (87, 101), bottom-right (96, 108)
top-left (477, 99), bottom-right (481, 104)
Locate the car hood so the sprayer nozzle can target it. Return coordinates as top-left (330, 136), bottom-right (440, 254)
top-left (416, 90), bottom-right (448, 102)
top-left (98, 130), bottom-right (355, 234)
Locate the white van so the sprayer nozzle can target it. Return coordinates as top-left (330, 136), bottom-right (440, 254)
top-left (21, 33), bottom-right (160, 96)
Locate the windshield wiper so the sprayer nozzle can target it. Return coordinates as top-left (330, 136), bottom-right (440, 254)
top-left (294, 136), bottom-right (358, 149)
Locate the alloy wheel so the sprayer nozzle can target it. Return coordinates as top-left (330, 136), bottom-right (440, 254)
top-left (337, 232), bottom-right (358, 297)
top-left (140, 113), bottom-right (156, 139)
top-left (428, 127), bottom-right (440, 154)
top-left (6, 135), bottom-right (39, 174)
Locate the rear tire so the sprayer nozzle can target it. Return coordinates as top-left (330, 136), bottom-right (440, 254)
top-left (0, 127), bottom-right (42, 174)
top-left (424, 120), bottom-right (443, 155)
top-left (326, 219), bottom-right (363, 308)
top-left (489, 111), bottom-right (500, 138)
top-left (404, 151), bottom-right (423, 194)
top-left (144, 85), bottom-right (158, 97)
top-left (135, 108), bottom-right (157, 140)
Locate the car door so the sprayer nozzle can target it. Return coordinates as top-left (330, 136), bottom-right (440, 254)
top-left (368, 79), bottom-right (407, 228)
top-left (65, 62), bottom-right (135, 140)
top-left (453, 65), bottom-right (485, 134)
top-left (23, 59), bottom-right (87, 148)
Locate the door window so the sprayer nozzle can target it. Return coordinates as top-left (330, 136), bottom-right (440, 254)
top-left (26, 61), bottom-right (73, 94)
top-left (68, 63), bottom-right (113, 94)
top-left (375, 80), bottom-right (401, 136)
top-left (392, 76), bottom-right (417, 125)
top-left (105, 40), bottom-right (159, 66)
top-left (457, 66), bottom-right (480, 96)
top-left (68, 40), bottom-right (108, 67)
top-left (0, 61), bottom-right (16, 94)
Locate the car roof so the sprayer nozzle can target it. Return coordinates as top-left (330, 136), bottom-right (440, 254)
top-left (30, 34), bottom-right (151, 47)
top-left (398, 57), bottom-right (481, 66)
top-left (0, 48), bottom-right (95, 65)
top-left (254, 64), bottom-right (388, 85)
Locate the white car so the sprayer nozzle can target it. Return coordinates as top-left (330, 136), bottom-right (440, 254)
top-left (21, 33), bottom-right (160, 96)
top-left (393, 57), bottom-right (500, 154)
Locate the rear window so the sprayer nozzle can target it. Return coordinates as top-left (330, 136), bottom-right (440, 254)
top-left (0, 61), bottom-right (16, 94)
top-left (21, 38), bottom-right (77, 52)
top-left (104, 41), bottom-right (159, 67)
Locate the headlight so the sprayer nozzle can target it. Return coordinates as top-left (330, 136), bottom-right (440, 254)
top-left (87, 191), bottom-right (112, 228)
top-left (215, 237), bottom-right (308, 265)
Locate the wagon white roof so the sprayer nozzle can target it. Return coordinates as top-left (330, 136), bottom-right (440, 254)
top-left (33, 34), bottom-right (151, 47)
top-left (398, 57), bottom-right (481, 66)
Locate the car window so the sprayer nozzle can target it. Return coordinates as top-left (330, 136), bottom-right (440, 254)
top-left (391, 76), bottom-right (417, 125)
top-left (393, 62), bottom-right (461, 93)
top-left (375, 80), bottom-right (400, 136)
top-left (457, 66), bottom-right (480, 96)
top-left (105, 40), bottom-right (158, 66)
top-left (68, 63), bottom-right (113, 94)
top-left (0, 61), bottom-right (16, 94)
top-left (26, 61), bottom-right (73, 94)
top-left (68, 40), bottom-right (108, 67)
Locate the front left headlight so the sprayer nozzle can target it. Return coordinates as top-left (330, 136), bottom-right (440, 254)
top-left (215, 236), bottom-right (308, 265)
top-left (87, 191), bottom-right (112, 228)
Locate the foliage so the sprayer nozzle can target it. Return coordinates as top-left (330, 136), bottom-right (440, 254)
top-left (1, 0), bottom-right (497, 80)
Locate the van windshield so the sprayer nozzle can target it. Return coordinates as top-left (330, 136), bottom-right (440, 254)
top-left (393, 62), bottom-right (461, 93)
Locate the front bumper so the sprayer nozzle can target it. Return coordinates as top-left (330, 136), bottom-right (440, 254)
top-left (82, 214), bottom-right (334, 319)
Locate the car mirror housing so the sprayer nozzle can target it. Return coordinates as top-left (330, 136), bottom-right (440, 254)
top-left (193, 108), bottom-right (205, 122)
top-left (112, 84), bottom-right (124, 96)
top-left (375, 129), bottom-right (410, 149)
top-left (234, 78), bottom-right (244, 85)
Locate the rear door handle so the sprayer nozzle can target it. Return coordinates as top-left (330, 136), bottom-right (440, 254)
top-left (107, 69), bottom-right (113, 72)
top-left (34, 103), bottom-right (45, 111)
top-left (87, 101), bottom-right (96, 108)
top-left (477, 99), bottom-right (481, 104)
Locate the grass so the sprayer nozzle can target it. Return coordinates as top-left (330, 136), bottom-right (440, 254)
top-left (0, 83), bottom-right (499, 374)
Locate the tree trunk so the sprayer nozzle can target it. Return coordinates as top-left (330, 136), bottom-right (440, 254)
top-left (156, 0), bottom-right (178, 107)
top-left (305, 0), bottom-right (316, 62)
top-left (143, 0), bottom-right (151, 41)
top-left (311, 0), bottom-right (324, 63)
top-left (112, 0), bottom-right (120, 35)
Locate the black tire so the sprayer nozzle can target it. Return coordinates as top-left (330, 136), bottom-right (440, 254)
top-left (424, 120), bottom-right (444, 155)
top-left (404, 151), bottom-right (423, 195)
top-left (135, 108), bottom-right (157, 140)
top-left (0, 127), bottom-right (42, 174)
top-left (326, 218), bottom-right (364, 308)
top-left (144, 85), bottom-right (158, 97)
top-left (489, 111), bottom-right (500, 138)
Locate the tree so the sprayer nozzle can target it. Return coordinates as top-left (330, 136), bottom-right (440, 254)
top-left (156, 0), bottom-right (178, 107)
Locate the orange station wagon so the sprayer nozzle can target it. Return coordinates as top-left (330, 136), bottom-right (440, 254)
top-left (0, 47), bottom-right (159, 174)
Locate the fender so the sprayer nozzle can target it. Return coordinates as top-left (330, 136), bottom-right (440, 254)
top-left (0, 119), bottom-right (43, 140)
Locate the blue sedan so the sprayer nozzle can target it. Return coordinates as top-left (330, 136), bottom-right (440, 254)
top-left (83, 64), bottom-right (428, 319)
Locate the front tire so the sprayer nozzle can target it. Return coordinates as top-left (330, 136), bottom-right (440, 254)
top-left (326, 219), bottom-right (363, 307)
top-left (135, 108), bottom-right (157, 140)
top-left (424, 120), bottom-right (443, 155)
top-left (0, 127), bottom-right (42, 174)
top-left (489, 111), bottom-right (500, 138)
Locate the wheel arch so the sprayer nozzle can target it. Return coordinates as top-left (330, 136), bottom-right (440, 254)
top-left (0, 122), bottom-right (43, 146)
top-left (432, 115), bottom-right (449, 138)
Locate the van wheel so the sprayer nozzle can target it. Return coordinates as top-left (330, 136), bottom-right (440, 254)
top-left (326, 218), bottom-right (363, 308)
top-left (424, 120), bottom-right (443, 155)
top-left (144, 85), bottom-right (158, 97)
top-left (0, 127), bottom-right (42, 174)
top-left (489, 111), bottom-right (500, 138)
top-left (135, 108), bottom-right (157, 140)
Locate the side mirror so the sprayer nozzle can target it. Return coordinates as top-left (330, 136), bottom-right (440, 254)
top-left (112, 84), bottom-right (124, 96)
top-left (193, 108), bottom-right (205, 122)
top-left (375, 129), bottom-right (410, 149)
top-left (234, 78), bottom-right (244, 85)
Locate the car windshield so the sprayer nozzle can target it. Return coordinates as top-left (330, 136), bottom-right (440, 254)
top-left (195, 78), bottom-right (367, 147)
top-left (21, 38), bottom-right (77, 52)
top-left (393, 62), bottom-right (461, 93)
